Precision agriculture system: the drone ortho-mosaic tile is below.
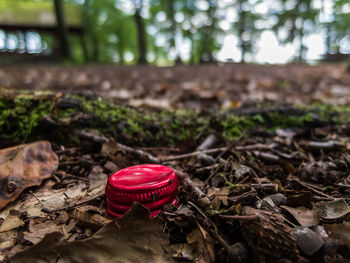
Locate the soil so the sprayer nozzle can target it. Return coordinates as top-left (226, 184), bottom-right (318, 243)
top-left (1, 63), bottom-right (350, 110)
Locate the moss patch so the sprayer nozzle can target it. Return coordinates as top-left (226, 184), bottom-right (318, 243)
top-left (1, 90), bottom-right (350, 146)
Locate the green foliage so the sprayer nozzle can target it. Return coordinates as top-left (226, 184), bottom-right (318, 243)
top-left (271, 0), bottom-right (320, 61)
top-left (0, 0), bottom-right (81, 26)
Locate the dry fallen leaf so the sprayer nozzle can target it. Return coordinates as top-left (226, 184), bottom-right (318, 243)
top-left (186, 223), bottom-right (216, 263)
top-left (0, 214), bottom-right (24, 233)
top-left (10, 203), bottom-right (175, 263)
top-left (324, 222), bottom-right (350, 247)
top-left (281, 205), bottom-right (320, 227)
top-left (0, 141), bottom-right (58, 210)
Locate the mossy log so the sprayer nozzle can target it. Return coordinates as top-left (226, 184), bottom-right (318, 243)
top-left (1, 89), bottom-right (350, 147)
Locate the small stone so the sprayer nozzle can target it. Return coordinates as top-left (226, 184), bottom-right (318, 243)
top-left (104, 161), bottom-right (119, 174)
top-left (291, 226), bottom-right (324, 256)
top-left (197, 153), bottom-right (215, 166)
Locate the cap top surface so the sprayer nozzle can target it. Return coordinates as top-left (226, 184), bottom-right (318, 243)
top-left (108, 164), bottom-right (175, 191)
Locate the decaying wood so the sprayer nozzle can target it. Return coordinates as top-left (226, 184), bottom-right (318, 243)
top-left (175, 170), bottom-right (211, 208)
top-left (241, 207), bottom-right (300, 259)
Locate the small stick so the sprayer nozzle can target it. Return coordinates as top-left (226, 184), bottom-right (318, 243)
top-left (220, 214), bottom-right (258, 221)
top-left (214, 130), bottom-right (246, 162)
top-left (161, 148), bottom-right (227, 162)
top-left (115, 141), bottom-right (161, 164)
top-left (174, 169), bottom-right (211, 208)
top-left (42, 194), bottom-right (104, 213)
top-left (65, 173), bottom-right (90, 182)
top-left (204, 160), bottom-right (224, 184)
top-left (290, 177), bottom-right (335, 200)
top-left (196, 164), bottom-right (219, 173)
top-left (30, 191), bottom-right (54, 219)
top-left (188, 201), bottom-right (231, 252)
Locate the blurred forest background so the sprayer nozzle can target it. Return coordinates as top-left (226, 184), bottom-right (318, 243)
top-left (0, 0), bottom-right (349, 65)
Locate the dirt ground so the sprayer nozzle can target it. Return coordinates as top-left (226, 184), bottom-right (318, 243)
top-left (1, 63), bottom-right (350, 110)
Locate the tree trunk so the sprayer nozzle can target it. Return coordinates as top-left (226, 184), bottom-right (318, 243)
top-left (82, 0), bottom-right (91, 62)
top-left (167, 1), bottom-right (181, 64)
top-left (92, 32), bottom-right (99, 61)
top-left (53, 0), bottom-right (71, 59)
top-left (298, 23), bottom-right (305, 62)
top-left (134, 2), bottom-right (147, 65)
top-left (238, 0), bottom-right (246, 63)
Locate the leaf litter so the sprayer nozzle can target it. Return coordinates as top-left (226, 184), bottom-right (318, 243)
top-left (1, 82), bottom-right (350, 261)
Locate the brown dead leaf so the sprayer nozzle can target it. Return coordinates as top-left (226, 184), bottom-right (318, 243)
top-left (186, 223), bottom-right (215, 263)
top-left (0, 230), bottom-right (18, 261)
top-left (207, 187), bottom-right (229, 210)
top-left (23, 220), bottom-right (64, 245)
top-left (324, 222), bottom-right (350, 247)
top-left (281, 205), bottom-right (320, 227)
top-left (0, 141), bottom-right (58, 210)
top-left (70, 205), bottom-right (111, 230)
top-left (10, 203), bottom-right (175, 263)
top-left (0, 214), bottom-right (24, 233)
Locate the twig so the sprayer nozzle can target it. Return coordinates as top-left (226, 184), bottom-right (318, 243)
top-left (161, 147), bottom-right (227, 162)
top-left (65, 173), bottom-right (90, 182)
top-left (301, 140), bottom-right (346, 150)
top-left (204, 160), bottom-right (224, 184)
top-left (30, 191), bottom-right (54, 219)
top-left (289, 177), bottom-right (335, 200)
top-left (196, 163), bottom-right (219, 173)
top-left (174, 169), bottom-right (211, 208)
top-left (115, 141), bottom-right (161, 164)
top-left (79, 130), bottom-right (108, 144)
top-left (42, 193), bottom-right (104, 213)
top-left (220, 214), bottom-right (258, 221)
top-left (253, 151), bottom-right (281, 163)
top-left (188, 201), bottom-right (231, 252)
top-left (214, 130), bottom-right (246, 162)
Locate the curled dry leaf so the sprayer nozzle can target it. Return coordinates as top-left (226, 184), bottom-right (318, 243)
top-left (281, 205), bottom-right (320, 227)
top-left (0, 141), bottom-right (58, 210)
top-left (318, 199), bottom-right (350, 221)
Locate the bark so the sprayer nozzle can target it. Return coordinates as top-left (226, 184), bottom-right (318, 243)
top-left (167, 1), bottom-right (181, 64)
top-left (238, 0), bottom-right (246, 63)
top-left (82, 0), bottom-right (91, 62)
top-left (298, 22), bottom-right (305, 63)
top-left (53, 0), bottom-right (72, 59)
top-left (134, 1), bottom-right (147, 65)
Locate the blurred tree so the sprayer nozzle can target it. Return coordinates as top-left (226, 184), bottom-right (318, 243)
top-left (272, 0), bottom-right (319, 62)
top-left (150, 0), bottom-right (181, 64)
top-left (133, 0), bottom-right (147, 64)
top-left (233, 0), bottom-right (262, 63)
top-left (181, 0), bottom-right (197, 64)
top-left (184, 0), bottom-right (222, 64)
top-left (53, 0), bottom-right (72, 59)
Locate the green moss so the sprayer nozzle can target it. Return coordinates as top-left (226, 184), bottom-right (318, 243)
top-left (1, 90), bottom-right (350, 146)
top-left (222, 114), bottom-right (264, 138)
top-left (0, 95), bottom-right (55, 141)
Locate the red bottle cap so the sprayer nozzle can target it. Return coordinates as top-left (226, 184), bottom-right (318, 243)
top-left (105, 164), bottom-right (178, 217)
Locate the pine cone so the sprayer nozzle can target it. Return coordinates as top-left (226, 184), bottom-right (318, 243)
top-left (241, 206), bottom-right (299, 259)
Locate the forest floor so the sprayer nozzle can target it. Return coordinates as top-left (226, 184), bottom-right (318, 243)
top-left (0, 63), bottom-right (350, 262)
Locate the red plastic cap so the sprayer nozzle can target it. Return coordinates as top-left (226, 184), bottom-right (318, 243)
top-left (105, 164), bottom-right (178, 217)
